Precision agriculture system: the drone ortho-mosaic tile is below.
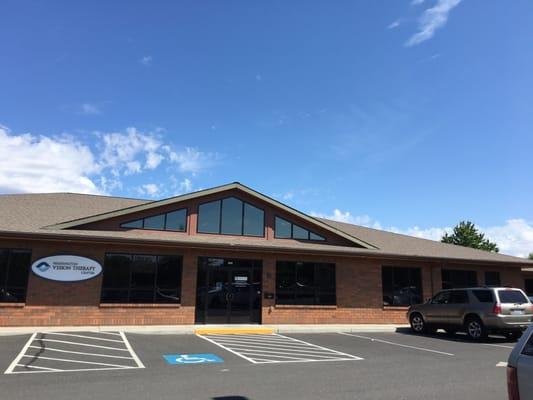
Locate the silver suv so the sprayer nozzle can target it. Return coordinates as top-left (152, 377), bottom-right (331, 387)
top-left (407, 287), bottom-right (533, 340)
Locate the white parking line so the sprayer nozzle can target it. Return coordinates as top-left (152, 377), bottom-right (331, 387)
top-left (45, 332), bottom-right (125, 343)
top-left (496, 362), bottom-right (508, 367)
top-left (34, 338), bottom-right (129, 351)
top-left (483, 343), bottom-right (514, 349)
top-left (339, 333), bottom-right (454, 356)
top-left (4, 333), bottom-right (37, 374)
top-left (199, 333), bottom-right (363, 364)
top-left (4, 331), bottom-right (144, 374)
top-left (27, 346), bottom-right (136, 360)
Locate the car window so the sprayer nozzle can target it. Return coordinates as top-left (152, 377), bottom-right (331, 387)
top-left (450, 290), bottom-right (469, 304)
top-left (498, 290), bottom-right (528, 304)
top-left (432, 291), bottom-right (451, 304)
top-left (472, 290), bottom-right (494, 303)
top-left (522, 330), bottom-right (533, 357)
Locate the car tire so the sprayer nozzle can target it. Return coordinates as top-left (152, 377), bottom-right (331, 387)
top-left (465, 316), bottom-right (487, 340)
top-left (410, 313), bottom-right (428, 334)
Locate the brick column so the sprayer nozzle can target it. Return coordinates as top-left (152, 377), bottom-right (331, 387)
top-left (261, 255), bottom-right (276, 323)
top-left (180, 250), bottom-right (198, 323)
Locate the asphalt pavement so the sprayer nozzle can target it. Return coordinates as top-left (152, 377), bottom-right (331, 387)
top-left (0, 329), bottom-right (517, 400)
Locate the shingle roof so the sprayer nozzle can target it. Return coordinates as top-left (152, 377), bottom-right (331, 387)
top-left (0, 191), bottom-right (531, 266)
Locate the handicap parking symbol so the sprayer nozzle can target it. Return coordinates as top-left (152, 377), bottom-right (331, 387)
top-left (163, 353), bottom-right (224, 365)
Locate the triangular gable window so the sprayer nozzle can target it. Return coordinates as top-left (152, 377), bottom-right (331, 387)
top-left (121, 209), bottom-right (187, 232)
top-left (274, 217), bottom-right (325, 241)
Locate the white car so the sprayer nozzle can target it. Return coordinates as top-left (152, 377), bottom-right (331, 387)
top-left (507, 323), bottom-right (533, 399)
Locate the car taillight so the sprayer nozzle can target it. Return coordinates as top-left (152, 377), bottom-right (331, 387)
top-left (507, 366), bottom-right (520, 400)
top-left (493, 303), bottom-right (502, 314)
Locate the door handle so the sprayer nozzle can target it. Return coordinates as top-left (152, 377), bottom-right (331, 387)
top-left (226, 292), bottom-right (234, 302)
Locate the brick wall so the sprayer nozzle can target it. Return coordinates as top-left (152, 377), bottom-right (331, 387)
top-left (0, 237), bottom-right (526, 326)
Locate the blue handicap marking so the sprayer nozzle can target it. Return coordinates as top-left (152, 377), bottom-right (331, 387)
top-left (163, 353), bottom-right (224, 365)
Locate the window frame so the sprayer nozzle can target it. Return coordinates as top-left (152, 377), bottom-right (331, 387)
top-left (120, 208), bottom-right (188, 233)
top-left (196, 196), bottom-right (265, 238)
top-left (0, 248), bottom-right (32, 304)
top-left (273, 216), bottom-right (326, 242)
top-left (381, 265), bottom-right (423, 307)
top-left (441, 269), bottom-right (478, 289)
top-left (275, 261), bottom-right (336, 306)
top-left (100, 252), bottom-right (183, 304)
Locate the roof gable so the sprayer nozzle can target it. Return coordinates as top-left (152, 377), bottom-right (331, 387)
top-left (45, 182), bottom-right (378, 249)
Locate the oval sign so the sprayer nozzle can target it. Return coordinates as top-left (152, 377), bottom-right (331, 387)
top-left (31, 255), bottom-right (102, 282)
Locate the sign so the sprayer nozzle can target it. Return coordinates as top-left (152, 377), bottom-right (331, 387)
top-left (31, 255), bottom-right (102, 282)
top-left (163, 353), bottom-right (223, 365)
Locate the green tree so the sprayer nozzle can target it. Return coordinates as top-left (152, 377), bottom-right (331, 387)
top-left (528, 253), bottom-right (533, 260)
top-left (441, 221), bottom-right (499, 252)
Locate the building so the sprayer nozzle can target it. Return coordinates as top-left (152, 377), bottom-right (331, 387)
top-left (0, 182), bottom-right (531, 327)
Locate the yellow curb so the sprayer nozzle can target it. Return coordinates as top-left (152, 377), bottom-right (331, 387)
top-left (195, 328), bottom-right (274, 335)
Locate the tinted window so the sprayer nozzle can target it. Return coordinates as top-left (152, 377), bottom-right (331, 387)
top-left (198, 198), bottom-right (264, 237)
top-left (143, 214), bottom-right (165, 230)
top-left (121, 209), bottom-right (187, 232)
top-left (101, 253), bottom-right (182, 303)
top-left (122, 219), bottom-right (143, 229)
top-left (275, 217), bottom-right (291, 238)
top-left (473, 290), bottom-right (494, 303)
top-left (522, 331), bottom-right (533, 357)
top-left (442, 269), bottom-right (477, 289)
top-left (450, 290), bottom-right (469, 304)
top-left (526, 279), bottom-right (533, 296)
top-left (485, 271), bottom-right (500, 286)
top-left (432, 291), bottom-right (451, 304)
top-left (165, 209), bottom-right (187, 231)
top-left (292, 225), bottom-right (309, 240)
top-left (221, 197), bottom-right (243, 235)
top-left (276, 261), bottom-right (336, 305)
top-left (382, 266), bottom-right (422, 306)
top-left (243, 203), bottom-right (264, 237)
top-left (498, 290), bottom-right (528, 304)
top-left (310, 232), bottom-right (325, 241)
top-left (274, 216), bottom-right (324, 241)
top-left (198, 201), bottom-right (221, 233)
top-left (0, 249), bottom-right (31, 303)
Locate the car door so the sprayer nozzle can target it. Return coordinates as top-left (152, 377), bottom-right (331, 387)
top-left (425, 291), bottom-right (451, 324)
top-left (516, 328), bottom-right (533, 398)
top-left (446, 290), bottom-right (470, 325)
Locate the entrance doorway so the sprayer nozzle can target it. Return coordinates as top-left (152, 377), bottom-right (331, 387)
top-left (195, 257), bottom-right (262, 324)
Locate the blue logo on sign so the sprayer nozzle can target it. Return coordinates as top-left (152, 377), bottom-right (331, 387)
top-left (35, 262), bottom-right (51, 272)
top-left (163, 353), bottom-right (223, 365)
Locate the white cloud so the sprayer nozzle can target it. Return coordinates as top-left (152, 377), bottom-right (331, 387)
top-left (167, 147), bottom-right (219, 174)
top-left (312, 208), bottom-right (533, 258)
top-left (388, 20), bottom-right (401, 29)
top-left (311, 209), bottom-right (382, 230)
top-left (139, 56), bottom-right (153, 66)
top-left (405, 0), bottom-right (462, 46)
top-left (178, 178), bottom-right (193, 193)
top-left (98, 127), bottom-right (163, 175)
top-left (80, 103), bottom-right (101, 115)
top-left (0, 125), bottom-right (100, 194)
top-left (140, 183), bottom-right (159, 197)
top-left (0, 124), bottom-right (220, 196)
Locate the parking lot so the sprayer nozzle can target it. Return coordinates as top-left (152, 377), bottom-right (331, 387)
top-left (0, 329), bottom-right (516, 400)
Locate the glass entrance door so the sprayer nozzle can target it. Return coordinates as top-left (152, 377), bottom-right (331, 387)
top-left (195, 257), bottom-right (262, 324)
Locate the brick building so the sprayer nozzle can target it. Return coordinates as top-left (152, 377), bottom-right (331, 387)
top-left (0, 182), bottom-right (531, 327)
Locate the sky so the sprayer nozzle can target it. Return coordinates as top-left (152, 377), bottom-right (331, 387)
top-left (1, 0), bottom-right (532, 257)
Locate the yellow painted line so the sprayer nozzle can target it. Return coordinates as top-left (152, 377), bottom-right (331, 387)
top-left (195, 328), bottom-right (274, 335)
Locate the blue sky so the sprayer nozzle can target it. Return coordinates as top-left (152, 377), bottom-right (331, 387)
top-left (1, 0), bottom-right (532, 256)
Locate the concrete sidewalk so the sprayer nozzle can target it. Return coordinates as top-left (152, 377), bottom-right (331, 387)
top-left (0, 324), bottom-right (408, 336)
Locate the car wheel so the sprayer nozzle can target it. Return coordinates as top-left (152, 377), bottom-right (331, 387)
top-left (465, 317), bottom-right (487, 340)
top-left (410, 313), bottom-right (426, 334)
